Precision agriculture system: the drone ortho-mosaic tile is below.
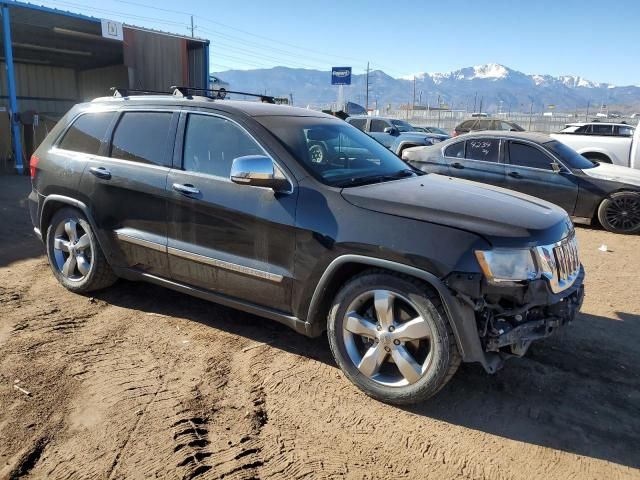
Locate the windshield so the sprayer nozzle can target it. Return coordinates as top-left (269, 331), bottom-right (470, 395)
top-left (257, 116), bottom-right (418, 187)
top-left (391, 120), bottom-right (416, 132)
top-left (544, 140), bottom-right (596, 170)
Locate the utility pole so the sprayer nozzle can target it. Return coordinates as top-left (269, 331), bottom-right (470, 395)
top-left (585, 100), bottom-right (590, 121)
top-left (289, 92), bottom-right (293, 106)
top-left (437, 94), bottom-right (441, 128)
top-left (529, 101), bottom-right (534, 130)
top-left (479, 96), bottom-right (483, 114)
top-left (473, 91), bottom-right (478, 113)
top-left (190, 15), bottom-right (195, 37)
top-left (365, 62), bottom-right (370, 110)
top-left (412, 76), bottom-right (416, 119)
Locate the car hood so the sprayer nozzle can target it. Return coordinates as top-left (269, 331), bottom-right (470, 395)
top-left (582, 162), bottom-right (640, 187)
top-left (341, 174), bottom-right (571, 246)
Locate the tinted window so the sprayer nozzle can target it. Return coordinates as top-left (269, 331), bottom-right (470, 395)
top-left (111, 112), bottom-right (173, 166)
top-left (183, 114), bottom-right (263, 177)
top-left (390, 119), bottom-right (415, 132)
top-left (591, 124), bottom-right (613, 135)
top-left (58, 112), bottom-right (115, 154)
top-left (615, 125), bottom-right (634, 136)
top-left (444, 141), bottom-right (464, 158)
top-left (348, 118), bottom-right (367, 131)
top-left (370, 119), bottom-right (390, 132)
top-left (458, 120), bottom-right (475, 130)
top-left (465, 139), bottom-right (499, 162)
top-left (574, 125), bottom-right (590, 133)
top-left (509, 142), bottom-right (554, 170)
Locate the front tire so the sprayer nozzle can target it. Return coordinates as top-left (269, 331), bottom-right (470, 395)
top-left (45, 207), bottom-right (117, 293)
top-left (597, 192), bottom-right (640, 234)
top-left (327, 271), bottom-right (460, 405)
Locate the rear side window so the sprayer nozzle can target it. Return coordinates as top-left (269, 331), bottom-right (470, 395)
top-left (110, 112), bottom-right (173, 166)
top-left (58, 112), bottom-right (115, 155)
top-left (348, 118), bottom-right (367, 131)
top-left (458, 120), bottom-right (475, 130)
top-left (370, 119), bottom-right (390, 132)
top-left (465, 138), bottom-right (500, 162)
top-left (615, 125), bottom-right (634, 136)
top-left (591, 124), bottom-right (613, 135)
top-left (182, 114), bottom-right (264, 178)
top-left (509, 142), bottom-right (554, 170)
top-left (444, 141), bottom-right (464, 158)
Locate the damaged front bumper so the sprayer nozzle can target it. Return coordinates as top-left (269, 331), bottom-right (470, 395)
top-left (444, 266), bottom-right (585, 371)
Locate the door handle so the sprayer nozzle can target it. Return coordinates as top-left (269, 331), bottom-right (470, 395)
top-left (508, 171), bottom-right (522, 179)
top-left (451, 162), bottom-right (464, 169)
top-left (172, 183), bottom-right (200, 195)
top-left (89, 166), bottom-right (111, 180)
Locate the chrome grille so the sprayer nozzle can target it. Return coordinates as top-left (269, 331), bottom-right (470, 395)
top-left (535, 232), bottom-right (581, 293)
top-left (554, 234), bottom-right (580, 282)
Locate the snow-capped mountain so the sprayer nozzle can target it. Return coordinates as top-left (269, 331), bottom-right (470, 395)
top-left (214, 63), bottom-right (640, 112)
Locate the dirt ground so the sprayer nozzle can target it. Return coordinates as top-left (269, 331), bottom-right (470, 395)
top-left (0, 175), bottom-right (639, 480)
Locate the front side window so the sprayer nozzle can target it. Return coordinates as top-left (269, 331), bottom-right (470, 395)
top-left (509, 142), bottom-right (554, 170)
top-left (390, 120), bottom-right (415, 132)
top-left (58, 112), bottom-right (116, 155)
top-left (615, 125), bottom-right (634, 136)
top-left (183, 114), bottom-right (263, 177)
top-left (465, 138), bottom-right (500, 162)
top-left (370, 119), bottom-right (390, 132)
top-left (348, 118), bottom-right (367, 131)
top-left (110, 112), bottom-right (173, 166)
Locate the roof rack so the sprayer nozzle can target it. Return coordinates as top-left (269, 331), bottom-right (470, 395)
top-left (111, 87), bottom-right (170, 97)
top-left (170, 85), bottom-right (276, 103)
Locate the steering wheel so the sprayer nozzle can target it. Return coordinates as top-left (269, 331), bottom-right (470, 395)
top-left (308, 142), bottom-right (328, 164)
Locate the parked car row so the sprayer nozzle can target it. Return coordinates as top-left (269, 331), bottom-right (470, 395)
top-left (30, 91), bottom-right (584, 405)
top-left (403, 131), bottom-right (640, 233)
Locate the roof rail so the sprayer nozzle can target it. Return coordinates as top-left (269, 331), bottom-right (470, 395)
top-left (170, 85), bottom-right (276, 104)
top-left (110, 87), bottom-right (170, 97)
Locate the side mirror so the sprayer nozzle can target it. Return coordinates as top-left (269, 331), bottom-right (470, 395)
top-left (551, 162), bottom-right (562, 173)
top-left (383, 127), bottom-right (399, 136)
top-left (230, 155), bottom-right (291, 192)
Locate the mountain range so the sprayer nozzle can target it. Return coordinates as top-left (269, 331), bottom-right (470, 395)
top-left (214, 63), bottom-right (640, 113)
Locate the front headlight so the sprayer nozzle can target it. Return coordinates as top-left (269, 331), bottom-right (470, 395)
top-left (475, 249), bottom-right (538, 283)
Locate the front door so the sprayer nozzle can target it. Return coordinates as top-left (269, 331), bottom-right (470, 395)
top-left (166, 112), bottom-right (297, 313)
top-left (505, 140), bottom-right (579, 214)
top-left (77, 109), bottom-right (177, 277)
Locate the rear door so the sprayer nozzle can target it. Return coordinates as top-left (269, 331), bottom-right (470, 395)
top-left (505, 140), bottom-right (579, 214)
top-left (78, 109), bottom-right (177, 277)
top-left (443, 136), bottom-right (508, 188)
top-left (165, 110), bottom-right (297, 312)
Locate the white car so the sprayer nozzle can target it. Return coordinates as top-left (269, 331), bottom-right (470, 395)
top-left (551, 122), bottom-right (638, 168)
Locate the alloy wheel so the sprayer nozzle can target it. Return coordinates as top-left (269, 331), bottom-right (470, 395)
top-left (604, 195), bottom-right (640, 232)
top-left (52, 218), bottom-right (93, 281)
top-left (342, 289), bottom-right (434, 387)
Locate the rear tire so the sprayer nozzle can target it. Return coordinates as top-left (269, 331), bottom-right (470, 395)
top-left (597, 192), bottom-right (640, 234)
top-left (45, 207), bottom-right (117, 293)
top-left (327, 270), bottom-right (460, 405)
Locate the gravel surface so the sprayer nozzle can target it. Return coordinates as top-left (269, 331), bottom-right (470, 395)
top-left (1, 175), bottom-right (639, 479)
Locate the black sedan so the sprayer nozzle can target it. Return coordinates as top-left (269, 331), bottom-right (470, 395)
top-left (402, 131), bottom-right (640, 234)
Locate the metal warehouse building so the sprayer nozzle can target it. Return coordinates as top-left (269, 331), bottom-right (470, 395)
top-left (1, 1), bottom-right (210, 173)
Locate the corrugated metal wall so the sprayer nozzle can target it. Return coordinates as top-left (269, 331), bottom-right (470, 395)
top-left (188, 44), bottom-right (206, 89)
top-left (0, 62), bottom-right (77, 114)
top-left (123, 28), bottom-right (187, 91)
top-left (78, 65), bottom-right (129, 100)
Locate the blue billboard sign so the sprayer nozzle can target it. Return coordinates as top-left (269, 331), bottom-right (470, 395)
top-left (331, 67), bottom-right (352, 85)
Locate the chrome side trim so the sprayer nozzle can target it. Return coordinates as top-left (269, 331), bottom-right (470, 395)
top-left (167, 246), bottom-right (284, 283)
top-left (115, 232), bottom-right (167, 253)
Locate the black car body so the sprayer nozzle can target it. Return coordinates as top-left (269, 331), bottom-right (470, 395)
top-left (29, 94), bottom-right (584, 404)
top-left (453, 118), bottom-right (525, 137)
top-left (403, 131), bottom-right (640, 233)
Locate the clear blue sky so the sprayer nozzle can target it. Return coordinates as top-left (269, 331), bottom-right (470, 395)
top-left (36, 0), bottom-right (640, 85)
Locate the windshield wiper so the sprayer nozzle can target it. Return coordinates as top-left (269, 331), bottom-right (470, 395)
top-left (334, 169), bottom-right (416, 188)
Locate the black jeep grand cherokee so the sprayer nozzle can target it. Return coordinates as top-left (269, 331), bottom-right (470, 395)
top-left (28, 92), bottom-right (584, 405)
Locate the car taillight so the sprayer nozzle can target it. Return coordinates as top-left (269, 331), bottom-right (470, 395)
top-left (30, 154), bottom-right (39, 178)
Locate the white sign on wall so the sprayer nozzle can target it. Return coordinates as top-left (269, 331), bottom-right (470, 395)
top-left (101, 19), bottom-right (123, 41)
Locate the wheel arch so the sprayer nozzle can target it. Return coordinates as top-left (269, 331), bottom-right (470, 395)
top-left (305, 255), bottom-right (495, 370)
top-left (40, 195), bottom-right (110, 260)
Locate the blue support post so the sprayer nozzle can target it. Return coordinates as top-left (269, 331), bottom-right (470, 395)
top-left (1, 3), bottom-right (24, 174)
top-left (204, 42), bottom-right (210, 89)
